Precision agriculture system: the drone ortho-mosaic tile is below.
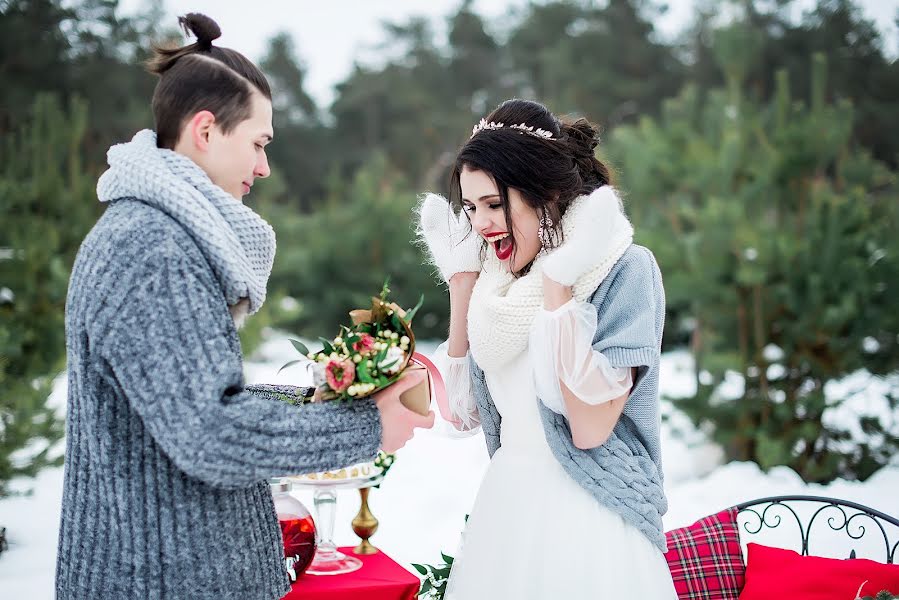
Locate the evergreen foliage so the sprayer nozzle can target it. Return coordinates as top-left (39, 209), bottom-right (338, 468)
top-left (609, 45), bottom-right (898, 482)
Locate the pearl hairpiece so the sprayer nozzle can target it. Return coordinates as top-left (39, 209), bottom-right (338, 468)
top-left (469, 118), bottom-right (555, 140)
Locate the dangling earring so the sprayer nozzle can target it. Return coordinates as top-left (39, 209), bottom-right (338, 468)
top-left (538, 210), bottom-right (555, 250)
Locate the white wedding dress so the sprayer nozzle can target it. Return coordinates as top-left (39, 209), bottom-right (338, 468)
top-left (432, 301), bottom-right (677, 599)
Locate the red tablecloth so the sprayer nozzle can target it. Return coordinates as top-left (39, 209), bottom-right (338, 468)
top-left (282, 547), bottom-right (419, 600)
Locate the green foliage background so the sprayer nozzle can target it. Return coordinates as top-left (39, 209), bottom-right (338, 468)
top-left (1, 0), bottom-right (897, 497)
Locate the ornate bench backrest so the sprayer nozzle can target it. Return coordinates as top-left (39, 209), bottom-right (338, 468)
top-left (734, 495), bottom-right (899, 564)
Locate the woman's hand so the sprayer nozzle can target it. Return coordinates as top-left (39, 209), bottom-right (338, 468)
top-left (417, 193), bottom-right (483, 283)
top-left (542, 187), bottom-right (621, 286)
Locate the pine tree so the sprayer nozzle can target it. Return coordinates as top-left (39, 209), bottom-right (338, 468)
top-left (506, 0), bottom-right (685, 125)
top-left (258, 32), bottom-right (333, 210)
top-left (0, 94), bottom-right (101, 496)
top-left (262, 153), bottom-right (449, 341)
top-left (609, 27), bottom-right (899, 483)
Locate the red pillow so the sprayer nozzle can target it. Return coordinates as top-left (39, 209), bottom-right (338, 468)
top-left (739, 543), bottom-right (899, 599)
top-left (665, 507), bottom-right (746, 600)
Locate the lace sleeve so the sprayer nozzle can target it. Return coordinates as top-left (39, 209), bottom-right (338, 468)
top-left (529, 299), bottom-right (633, 417)
top-left (431, 341), bottom-right (481, 434)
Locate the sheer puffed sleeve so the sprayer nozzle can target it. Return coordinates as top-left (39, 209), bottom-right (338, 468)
top-left (529, 299), bottom-right (633, 418)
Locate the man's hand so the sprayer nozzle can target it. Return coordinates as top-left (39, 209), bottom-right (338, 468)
top-left (372, 369), bottom-right (435, 452)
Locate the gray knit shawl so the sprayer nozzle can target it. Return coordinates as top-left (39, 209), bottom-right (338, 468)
top-left (470, 244), bottom-right (669, 551)
top-left (97, 129), bottom-right (275, 314)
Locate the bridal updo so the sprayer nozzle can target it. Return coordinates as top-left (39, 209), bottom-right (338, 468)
top-left (146, 13), bottom-right (272, 149)
top-left (449, 99), bottom-right (613, 254)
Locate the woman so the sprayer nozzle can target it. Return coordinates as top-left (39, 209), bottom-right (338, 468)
top-left (418, 99), bottom-right (676, 598)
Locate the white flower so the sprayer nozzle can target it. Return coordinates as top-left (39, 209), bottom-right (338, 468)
top-left (378, 346), bottom-right (406, 375)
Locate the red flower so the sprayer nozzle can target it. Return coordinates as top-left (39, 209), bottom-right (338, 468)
top-left (325, 359), bottom-right (355, 393)
top-left (353, 333), bottom-right (376, 353)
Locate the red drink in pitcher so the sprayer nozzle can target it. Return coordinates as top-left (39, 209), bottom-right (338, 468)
top-left (279, 513), bottom-right (316, 573)
top-left (271, 480), bottom-right (317, 577)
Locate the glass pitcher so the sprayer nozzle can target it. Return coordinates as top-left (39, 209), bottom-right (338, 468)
top-left (270, 478), bottom-right (317, 579)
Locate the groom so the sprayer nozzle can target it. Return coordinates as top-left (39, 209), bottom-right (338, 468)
top-left (56, 13), bottom-right (433, 600)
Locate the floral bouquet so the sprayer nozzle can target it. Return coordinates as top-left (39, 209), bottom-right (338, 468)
top-left (281, 282), bottom-right (435, 416)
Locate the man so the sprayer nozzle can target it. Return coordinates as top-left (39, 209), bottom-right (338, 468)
top-left (56, 14), bottom-right (433, 599)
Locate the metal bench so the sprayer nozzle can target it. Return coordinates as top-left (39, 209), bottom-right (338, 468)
top-left (734, 495), bottom-right (899, 564)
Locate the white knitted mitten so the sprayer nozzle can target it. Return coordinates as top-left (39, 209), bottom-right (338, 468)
top-left (542, 187), bottom-right (622, 286)
top-left (417, 193), bottom-right (483, 282)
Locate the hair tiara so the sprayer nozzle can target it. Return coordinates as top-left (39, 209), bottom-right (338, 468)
top-left (469, 118), bottom-right (556, 140)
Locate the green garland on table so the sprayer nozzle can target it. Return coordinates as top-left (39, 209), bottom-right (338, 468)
top-left (411, 552), bottom-right (454, 600)
top-left (411, 515), bottom-right (468, 599)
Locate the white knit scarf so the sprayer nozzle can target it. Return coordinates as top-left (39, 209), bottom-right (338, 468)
top-left (97, 129), bottom-right (276, 315)
top-left (467, 186), bottom-right (634, 372)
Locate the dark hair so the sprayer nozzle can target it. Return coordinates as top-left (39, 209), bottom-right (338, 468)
top-left (146, 13), bottom-right (272, 149)
top-left (449, 99), bottom-right (612, 274)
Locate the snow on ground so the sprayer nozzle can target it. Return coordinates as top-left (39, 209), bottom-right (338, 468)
top-left (1, 334), bottom-right (897, 598)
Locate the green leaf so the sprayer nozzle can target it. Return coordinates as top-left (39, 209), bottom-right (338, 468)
top-left (440, 552), bottom-right (454, 564)
top-left (411, 563), bottom-right (428, 576)
top-left (404, 294), bottom-right (425, 324)
top-left (319, 337), bottom-right (335, 355)
top-left (288, 338), bottom-right (309, 356)
top-left (356, 362), bottom-right (375, 383)
top-left (278, 359), bottom-right (304, 374)
top-left (375, 346), bottom-right (388, 364)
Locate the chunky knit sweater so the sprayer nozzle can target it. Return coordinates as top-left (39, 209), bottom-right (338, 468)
top-left (471, 244), bottom-right (669, 551)
top-left (57, 199), bottom-right (381, 599)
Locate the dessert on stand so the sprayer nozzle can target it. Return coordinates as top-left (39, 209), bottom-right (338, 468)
top-left (285, 460), bottom-right (385, 575)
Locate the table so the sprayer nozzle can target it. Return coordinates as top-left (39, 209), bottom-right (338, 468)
top-left (282, 546), bottom-right (420, 600)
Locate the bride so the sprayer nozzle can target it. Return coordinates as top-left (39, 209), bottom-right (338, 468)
top-left (417, 99), bottom-right (677, 598)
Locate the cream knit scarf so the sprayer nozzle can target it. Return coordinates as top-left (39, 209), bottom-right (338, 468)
top-left (467, 186), bottom-right (634, 372)
top-left (97, 129), bottom-right (276, 315)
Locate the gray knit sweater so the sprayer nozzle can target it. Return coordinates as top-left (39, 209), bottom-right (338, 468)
top-left (471, 244), bottom-right (669, 551)
top-left (57, 199), bottom-right (381, 599)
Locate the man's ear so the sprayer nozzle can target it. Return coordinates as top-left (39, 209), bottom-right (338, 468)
top-left (186, 110), bottom-right (216, 151)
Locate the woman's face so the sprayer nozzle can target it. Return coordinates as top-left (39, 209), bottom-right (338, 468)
top-left (459, 166), bottom-right (542, 274)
